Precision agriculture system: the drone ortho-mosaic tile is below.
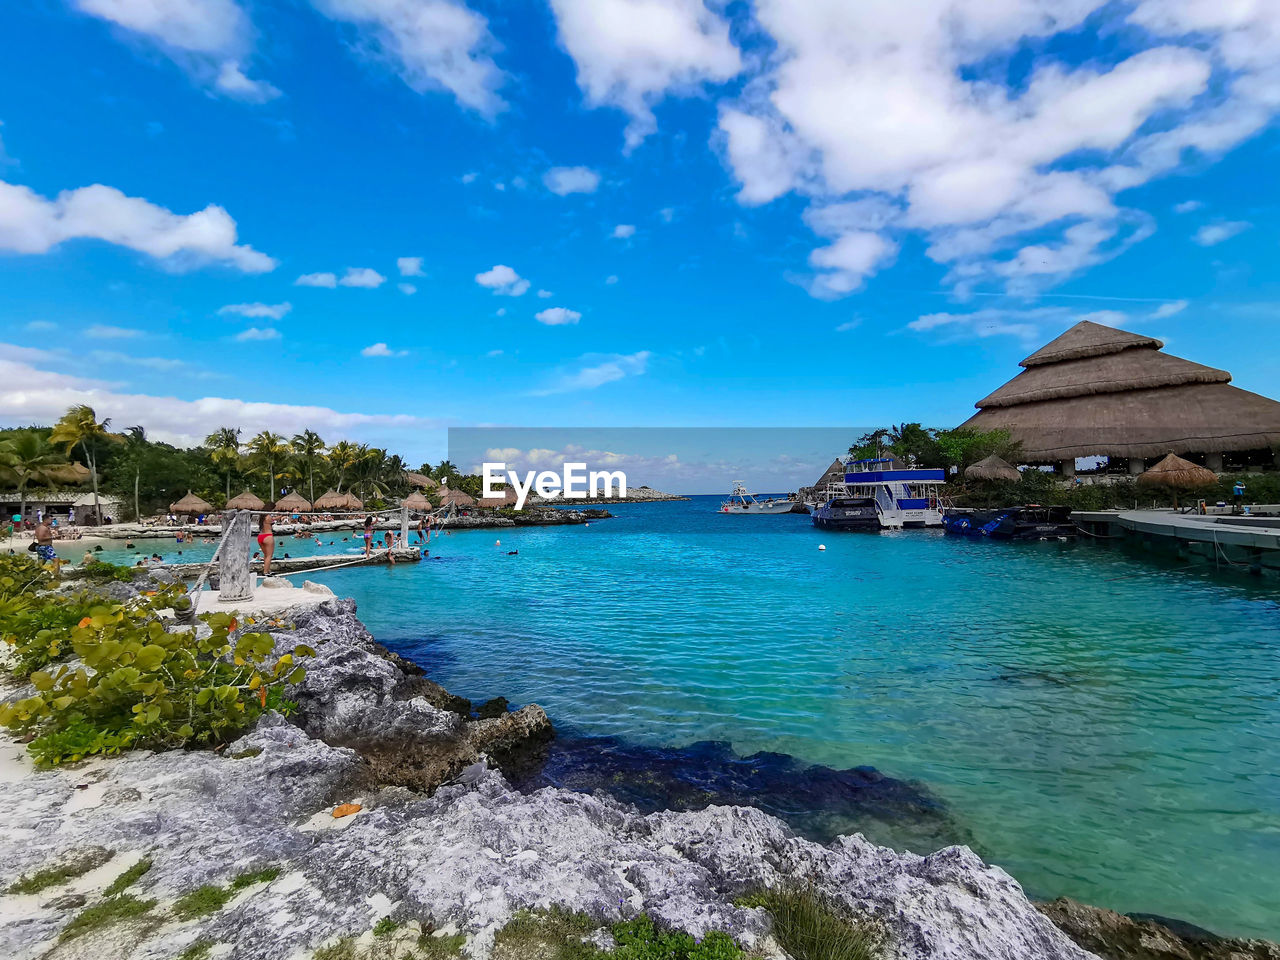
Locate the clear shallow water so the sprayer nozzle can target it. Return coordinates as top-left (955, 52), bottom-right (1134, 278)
top-left (79, 500), bottom-right (1280, 938)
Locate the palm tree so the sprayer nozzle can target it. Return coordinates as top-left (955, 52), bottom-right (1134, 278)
top-left (246, 430), bottom-right (290, 503)
top-left (432, 459), bottom-right (459, 482)
top-left (205, 427), bottom-right (242, 500)
top-left (353, 446), bottom-right (392, 502)
top-left (121, 425), bottom-right (149, 522)
top-left (291, 430), bottom-right (326, 505)
top-left (49, 405), bottom-right (118, 525)
top-left (0, 430), bottom-right (69, 519)
top-left (327, 440), bottom-right (363, 494)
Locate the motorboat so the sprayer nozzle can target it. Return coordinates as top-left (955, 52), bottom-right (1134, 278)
top-left (811, 496), bottom-right (881, 531)
top-left (943, 505), bottom-right (1075, 540)
top-left (719, 482), bottom-right (799, 514)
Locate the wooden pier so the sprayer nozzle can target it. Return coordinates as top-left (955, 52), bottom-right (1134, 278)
top-left (162, 548), bottom-right (423, 580)
top-left (1074, 509), bottom-right (1280, 577)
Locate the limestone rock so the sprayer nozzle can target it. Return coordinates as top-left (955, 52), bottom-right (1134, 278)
top-left (1040, 898), bottom-right (1280, 960)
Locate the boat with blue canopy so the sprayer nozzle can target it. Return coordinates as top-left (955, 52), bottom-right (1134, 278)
top-left (809, 457), bottom-right (947, 531)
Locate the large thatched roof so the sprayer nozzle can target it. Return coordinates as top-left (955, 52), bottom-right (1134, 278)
top-left (226, 489), bottom-right (265, 510)
top-left (313, 489), bottom-right (345, 510)
top-left (170, 491), bottom-right (212, 514)
top-left (401, 491), bottom-right (432, 509)
top-left (405, 471), bottom-right (439, 489)
top-left (437, 483), bottom-right (475, 507)
top-left (962, 320), bottom-right (1280, 459)
top-left (275, 492), bottom-right (312, 513)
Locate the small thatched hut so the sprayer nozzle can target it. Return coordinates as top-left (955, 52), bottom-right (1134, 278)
top-left (477, 487), bottom-right (518, 509)
top-left (962, 319), bottom-right (1280, 474)
top-left (401, 491), bottom-right (432, 510)
top-left (226, 490), bottom-right (265, 511)
top-left (170, 491), bottom-right (213, 515)
top-left (437, 483), bottom-right (475, 510)
top-left (341, 491), bottom-right (364, 511)
top-left (405, 471), bottom-right (439, 490)
top-left (964, 455), bottom-right (1021, 483)
top-left (275, 492), bottom-right (312, 513)
top-left (313, 490), bottom-right (346, 511)
top-left (1138, 453), bottom-right (1218, 490)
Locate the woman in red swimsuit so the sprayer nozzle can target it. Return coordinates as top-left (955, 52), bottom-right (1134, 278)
top-left (257, 513), bottom-right (277, 576)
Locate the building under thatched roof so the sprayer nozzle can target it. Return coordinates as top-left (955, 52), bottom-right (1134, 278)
top-left (477, 487), bottom-right (518, 509)
top-left (405, 471), bottom-right (439, 490)
top-left (961, 320), bottom-right (1280, 470)
top-left (275, 492), bottom-right (312, 513)
top-left (964, 454), bottom-right (1020, 483)
top-left (170, 491), bottom-right (213, 515)
top-left (437, 483), bottom-right (475, 509)
top-left (313, 489), bottom-right (346, 511)
top-left (226, 490), bottom-right (265, 511)
top-left (401, 491), bottom-right (432, 510)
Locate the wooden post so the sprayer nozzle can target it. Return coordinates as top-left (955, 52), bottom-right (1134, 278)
top-left (219, 510), bottom-right (254, 601)
top-left (400, 505), bottom-right (409, 547)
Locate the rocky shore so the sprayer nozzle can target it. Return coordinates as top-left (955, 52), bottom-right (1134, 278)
top-left (1, 592), bottom-right (1275, 960)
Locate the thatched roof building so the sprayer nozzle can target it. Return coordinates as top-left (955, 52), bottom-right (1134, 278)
top-left (226, 490), bottom-right (265, 510)
top-left (437, 483), bottom-right (475, 509)
top-left (405, 471), bottom-right (439, 490)
top-left (170, 491), bottom-right (212, 515)
top-left (275, 492), bottom-right (312, 513)
top-left (962, 320), bottom-right (1280, 470)
top-left (964, 455), bottom-right (1020, 483)
top-left (401, 491), bottom-right (432, 510)
top-left (313, 489), bottom-right (345, 511)
top-left (477, 487), bottom-right (518, 509)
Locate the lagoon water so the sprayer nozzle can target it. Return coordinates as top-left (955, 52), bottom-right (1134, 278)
top-left (84, 497), bottom-right (1280, 938)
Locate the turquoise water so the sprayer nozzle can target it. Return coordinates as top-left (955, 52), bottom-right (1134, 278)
top-left (78, 499), bottom-right (1280, 938)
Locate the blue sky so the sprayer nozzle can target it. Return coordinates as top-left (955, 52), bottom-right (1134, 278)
top-left (1, 0), bottom-right (1279, 477)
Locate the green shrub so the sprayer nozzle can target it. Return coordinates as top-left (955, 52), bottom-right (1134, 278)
top-left (172, 884), bottom-right (233, 920)
top-left (103, 857), bottom-right (152, 897)
top-left (176, 938), bottom-right (215, 960)
top-left (7, 848), bottom-right (112, 894)
top-left (0, 568), bottom-right (314, 765)
top-left (612, 913), bottom-right (741, 960)
top-left (81, 560), bottom-right (139, 583)
top-left (737, 887), bottom-right (882, 960)
top-left (230, 865), bottom-right (280, 890)
top-left (60, 894), bottom-right (156, 941)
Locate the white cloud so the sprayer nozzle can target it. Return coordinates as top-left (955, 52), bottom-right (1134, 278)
top-left (86, 324), bottom-right (142, 339)
top-left (605, 274), bottom-right (618, 284)
top-left (214, 60), bottom-right (280, 101)
top-left (397, 256), bottom-right (424, 276)
top-left (611, 223), bottom-right (636, 239)
top-left (1173, 200), bottom-right (1202, 214)
top-left (218, 301), bottom-right (291, 320)
top-left (535, 306), bottom-right (582, 326)
top-left (235, 326), bottom-right (281, 341)
top-left (461, 171), bottom-right (478, 184)
top-left (549, 0), bottom-right (741, 148)
top-left (72, 0), bottom-right (279, 102)
top-left (475, 263), bottom-right (530, 296)
top-left (659, 207), bottom-right (676, 223)
top-left (486, 348), bottom-right (503, 357)
top-left (0, 179), bottom-right (275, 272)
top-left (536, 289), bottom-right (553, 298)
top-left (295, 272), bottom-right (338, 287)
top-left (711, 1), bottom-right (1269, 297)
top-left (906, 305), bottom-right (1136, 344)
top-left (834, 319), bottom-right (861, 332)
top-left (543, 166), bottom-right (600, 195)
top-left (495, 307), bottom-right (507, 317)
top-left (1149, 299), bottom-right (1188, 319)
top-left (308, 0), bottom-right (505, 115)
top-left (1194, 221), bottom-right (1250, 246)
top-left (398, 282), bottom-right (417, 295)
top-left (531, 350), bottom-right (651, 395)
top-left (0, 343), bottom-right (438, 448)
top-left (808, 231), bottom-right (898, 298)
top-left (361, 342), bottom-right (408, 357)
top-left (90, 349), bottom-right (186, 371)
top-left (339, 266), bottom-right (387, 287)
top-left (25, 321), bottom-right (57, 332)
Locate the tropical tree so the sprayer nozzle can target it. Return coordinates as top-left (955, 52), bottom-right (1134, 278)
top-left (0, 430), bottom-right (70, 519)
top-left (205, 427), bottom-right (242, 500)
top-left (431, 459), bottom-right (459, 483)
top-left (291, 430), bottom-right (326, 505)
top-left (327, 440), bottom-right (364, 494)
top-left (352, 445), bottom-right (392, 502)
top-left (247, 430), bottom-right (290, 503)
top-left (121, 425), bottom-right (150, 522)
top-left (49, 405), bottom-right (118, 525)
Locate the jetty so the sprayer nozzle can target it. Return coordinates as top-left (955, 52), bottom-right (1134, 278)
top-left (161, 548), bottom-right (423, 580)
top-left (1075, 508), bottom-right (1280, 577)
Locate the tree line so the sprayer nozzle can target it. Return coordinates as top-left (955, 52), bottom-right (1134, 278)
top-left (847, 423), bottom-right (1022, 470)
top-left (0, 405), bottom-right (480, 522)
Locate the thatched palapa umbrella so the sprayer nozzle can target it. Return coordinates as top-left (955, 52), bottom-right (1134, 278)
top-left (964, 454), bottom-right (1021, 483)
top-left (313, 489), bottom-right (346, 511)
top-left (341, 491), bottom-right (364, 511)
top-left (1137, 453), bottom-right (1218, 507)
top-left (275, 492), bottom-right (312, 513)
top-left (437, 483), bottom-right (475, 510)
top-left (401, 491), bottom-right (432, 510)
top-left (226, 489), bottom-right (265, 511)
top-left (170, 491), bottom-right (213, 515)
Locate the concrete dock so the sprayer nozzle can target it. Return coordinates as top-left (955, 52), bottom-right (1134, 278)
top-left (1075, 509), bottom-right (1280, 577)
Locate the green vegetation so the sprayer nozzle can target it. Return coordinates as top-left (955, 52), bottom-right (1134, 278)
top-left (103, 857), bottom-right (152, 897)
top-left (847, 425), bottom-right (1019, 471)
top-left (736, 888), bottom-right (882, 960)
top-left (492, 909), bottom-right (742, 960)
top-left (313, 938), bottom-right (358, 960)
top-left (60, 894), bottom-right (156, 941)
top-left (0, 555), bottom-right (313, 765)
top-left (172, 884), bottom-right (234, 920)
top-left (230, 866), bottom-right (281, 890)
top-left (81, 560), bottom-right (140, 583)
top-left (373, 916), bottom-right (399, 937)
top-left (413, 932), bottom-right (467, 959)
top-left (7, 847), bottom-right (112, 894)
top-left (176, 938), bottom-right (215, 960)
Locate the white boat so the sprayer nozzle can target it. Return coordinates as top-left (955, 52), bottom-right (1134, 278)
top-left (719, 482), bottom-right (798, 514)
top-left (808, 458), bottom-right (947, 530)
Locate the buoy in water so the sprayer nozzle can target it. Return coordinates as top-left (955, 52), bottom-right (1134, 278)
top-left (818, 544), bottom-right (826, 551)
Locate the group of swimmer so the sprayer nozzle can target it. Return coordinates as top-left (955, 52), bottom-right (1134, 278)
top-left (255, 512), bottom-right (442, 575)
